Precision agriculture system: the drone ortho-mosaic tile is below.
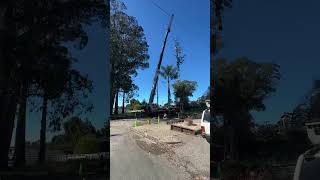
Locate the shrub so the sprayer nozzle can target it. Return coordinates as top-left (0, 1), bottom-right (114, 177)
top-left (74, 134), bottom-right (100, 154)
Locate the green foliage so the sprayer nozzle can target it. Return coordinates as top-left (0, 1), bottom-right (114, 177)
top-left (74, 134), bottom-right (100, 154)
top-left (295, 82), bottom-right (320, 121)
top-left (159, 65), bottom-right (179, 81)
top-left (110, 0), bottom-right (149, 111)
top-left (50, 117), bottom-right (97, 153)
top-left (126, 98), bottom-right (142, 110)
top-left (212, 57), bottom-right (280, 160)
top-left (141, 99), bottom-right (148, 107)
top-left (0, 0), bottom-right (108, 168)
top-left (173, 80), bottom-right (197, 112)
top-left (188, 100), bottom-right (207, 112)
top-left (214, 57), bottom-right (281, 114)
top-left (122, 78), bottom-right (139, 102)
top-left (132, 103), bottom-right (141, 110)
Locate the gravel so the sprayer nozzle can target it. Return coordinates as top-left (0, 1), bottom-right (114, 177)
top-left (131, 119), bottom-right (210, 179)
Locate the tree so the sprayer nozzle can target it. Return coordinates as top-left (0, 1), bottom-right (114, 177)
top-left (127, 98), bottom-right (141, 110)
top-left (174, 39), bottom-right (186, 73)
top-left (213, 57), bottom-right (280, 160)
top-left (0, 0), bottom-right (108, 169)
top-left (50, 117), bottom-right (96, 153)
top-left (38, 68), bottom-right (93, 163)
top-left (0, 1), bottom-right (21, 169)
top-left (159, 65), bottom-right (179, 107)
top-left (74, 134), bottom-right (100, 154)
top-left (172, 80), bottom-right (197, 112)
top-left (48, 70), bottom-right (94, 132)
top-left (141, 99), bottom-right (148, 108)
top-left (120, 76), bottom-right (138, 114)
top-left (292, 80), bottom-right (320, 123)
top-left (110, 0), bottom-right (149, 115)
top-left (199, 87), bottom-right (210, 102)
top-left (210, 0), bottom-right (232, 117)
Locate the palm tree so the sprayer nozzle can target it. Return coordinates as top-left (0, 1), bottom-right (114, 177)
top-left (159, 65), bottom-right (178, 107)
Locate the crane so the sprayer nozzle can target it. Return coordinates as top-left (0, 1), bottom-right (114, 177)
top-left (148, 14), bottom-right (174, 112)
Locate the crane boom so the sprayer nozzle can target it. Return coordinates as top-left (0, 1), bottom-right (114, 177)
top-left (148, 14), bottom-right (174, 107)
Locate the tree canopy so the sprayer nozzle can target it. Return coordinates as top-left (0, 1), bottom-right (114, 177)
top-left (212, 57), bottom-right (281, 160)
top-left (110, 0), bottom-right (149, 113)
top-left (50, 116), bottom-right (97, 153)
top-left (74, 134), bottom-right (100, 154)
top-left (0, 0), bottom-right (108, 168)
top-left (173, 80), bottom-right (197, 112)
top-left (214, 57), bottom-right (281, 114)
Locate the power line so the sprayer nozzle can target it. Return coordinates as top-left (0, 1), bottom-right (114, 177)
top-left (146, 0), bottom-right (186, 33)
top-left (148, 0), bottom-right (171, 17)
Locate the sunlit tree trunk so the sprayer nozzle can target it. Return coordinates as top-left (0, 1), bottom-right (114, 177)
top-left (114, 90), bottom-right (119, 115)
top-left (110, 89), bottom-right (116, 115)
top-left (110, 60), bottom-right (115, 115)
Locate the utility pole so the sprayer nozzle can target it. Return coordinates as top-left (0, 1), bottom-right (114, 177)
top-left (148, 14), bottom-right (174, 108)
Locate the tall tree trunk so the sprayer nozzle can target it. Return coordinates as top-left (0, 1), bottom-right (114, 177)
top-left (110, 61), bottom-right (115, 115)
top-left (110, 89), bottom-right (116, 115)
top-left (210, 0), bottom-right (216, 122)
top-left (14, 82), bottom-right (28, 167)
top-left (0, 2), bottom-right (17, 170)
top-left (0, 94), bottom-right (17, 170)
top-left (114, 90), bottom-right (119, 115)
top-left (39, 95), bottom-right (48, 164)
top-left (122, 91), bottom-right (125, 114)
top-left (180, 98), bottom-right (184, 113)
top-left (167, 78), bottom-right (171, 107)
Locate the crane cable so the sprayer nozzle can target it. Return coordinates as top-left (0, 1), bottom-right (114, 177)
top-left (149, 0), bottom-right (171, 17)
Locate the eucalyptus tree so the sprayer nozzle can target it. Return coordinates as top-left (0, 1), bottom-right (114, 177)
top-left (110, 0), bottom-right (149, 114)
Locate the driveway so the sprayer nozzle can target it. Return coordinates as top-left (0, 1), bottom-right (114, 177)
top-left (110, 120), bottom-right (191, 180)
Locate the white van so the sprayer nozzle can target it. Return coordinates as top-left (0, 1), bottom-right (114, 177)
top-left (201, 100), bottom-right (210, 142)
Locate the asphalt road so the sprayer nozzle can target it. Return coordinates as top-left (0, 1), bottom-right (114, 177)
top-left (110, 120), bottom-right (191, 180)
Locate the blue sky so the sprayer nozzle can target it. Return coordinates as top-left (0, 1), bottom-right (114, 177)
top-left (217, 0), bottom-right (320, 124)
top-left (120, 0), bottom-right (210, 105)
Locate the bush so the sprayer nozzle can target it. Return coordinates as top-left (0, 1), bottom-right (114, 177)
top-left (74, 134), bottom-right (100, 154)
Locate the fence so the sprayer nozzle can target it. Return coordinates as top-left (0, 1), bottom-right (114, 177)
top-left (8, 152), bottom-right (109, 166)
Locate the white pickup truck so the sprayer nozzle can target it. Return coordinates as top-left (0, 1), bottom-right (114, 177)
top-left (293, 121), bottom-right (320, 180)
top-left (201, 100), bottom-right (210, 142)
top-left (293, 146), bottom-right (320, 180)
